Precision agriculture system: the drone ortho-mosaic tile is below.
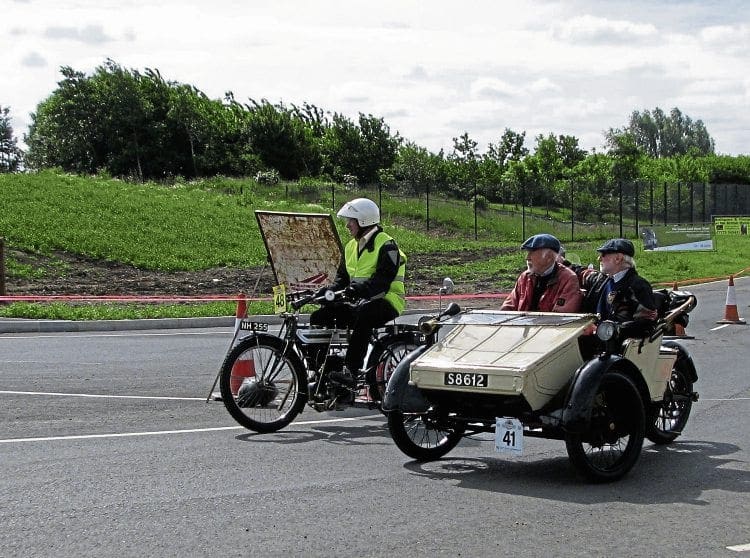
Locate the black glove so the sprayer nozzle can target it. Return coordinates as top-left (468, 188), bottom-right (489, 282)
top-left (344, 285), bottom-right (361, 300)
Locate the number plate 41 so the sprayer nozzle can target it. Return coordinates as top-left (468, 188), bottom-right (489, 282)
top-left (495, 417), bottom-right (523, 455)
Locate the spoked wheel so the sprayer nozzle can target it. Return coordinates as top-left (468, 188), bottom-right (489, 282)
top-left (219, 334), bottom-right (307, 433)
top-left (387, 409), bottom-right (465, 461)
top-left (565, 371), bottom-right (645, 482)
top-left (646, 355), bottom-right (695, 444)
top-left (366, 333), bottom-right (422, 402)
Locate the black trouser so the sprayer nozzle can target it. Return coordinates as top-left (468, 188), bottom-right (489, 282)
top-left (309, 299), bottom-right (398, 372)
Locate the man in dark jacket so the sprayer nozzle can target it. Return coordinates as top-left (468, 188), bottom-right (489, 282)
top-left (578, 238), bottom-right (657, 338)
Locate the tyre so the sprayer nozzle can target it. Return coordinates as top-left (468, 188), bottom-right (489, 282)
top-left (219, 334), bottom-right (307, 433)
top-left (366, 333), bottom-right (422, 401)
top-left (565, 370), bottom-right (645, 482)
top-left (646, 356), bottom-right (695, 444)
top-left (387, 409), bottom-right (465, 461)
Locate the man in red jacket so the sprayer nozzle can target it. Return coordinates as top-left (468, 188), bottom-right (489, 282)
top-left (501, 234), bottom-right (583, 312)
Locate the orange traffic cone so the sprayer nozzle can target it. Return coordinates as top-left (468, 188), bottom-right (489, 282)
top-left (717, 275), bottom-right (747, 325)
top-left (664, 282), bottom-right (695, 339)
top-left (229, 293), bottom-right (256, 394)
top-left (209, 294), bottom-right (250, 401)
top-left (234, 293), bottom-right (247, 332)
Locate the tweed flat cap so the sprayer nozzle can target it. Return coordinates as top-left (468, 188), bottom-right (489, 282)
top-left (596, 238), bottom-right (635, 256)
top-left (521, 233), bottom-right (561, 252)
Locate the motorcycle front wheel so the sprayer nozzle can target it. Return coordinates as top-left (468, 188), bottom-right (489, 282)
top-left (564, 370), bottom-right (645, 482)
top-left (387, 409), bottom-right (465, 461)
top-left (646, 352), bottom-right (695, 444)
top-left (219, 334), bottom-right (307, 433)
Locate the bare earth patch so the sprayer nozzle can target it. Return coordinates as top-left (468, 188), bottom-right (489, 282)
top-left (4, 248), bottom-right (513, 300)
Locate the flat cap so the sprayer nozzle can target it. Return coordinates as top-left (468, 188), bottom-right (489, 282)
top-left (521, 233), bottom-right (561, 252)
top-left (596, 238), bottom-right (635, 257)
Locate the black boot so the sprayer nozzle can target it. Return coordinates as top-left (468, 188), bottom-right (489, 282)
top-left (329, 366), bottom-right (360, 387)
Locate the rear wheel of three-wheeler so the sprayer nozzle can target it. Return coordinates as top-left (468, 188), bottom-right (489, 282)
top-left (565, 371), bottom-right (645, 483)
top-left (387, 409), bottom-right (465, 461)
top-left (646, 355), bottom-right (695, 445)
top-left (219, 334), bottom-right (307, 433)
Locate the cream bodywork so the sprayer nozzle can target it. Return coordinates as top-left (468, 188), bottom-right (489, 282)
top-left (410, 310), bottom-right (674, 410)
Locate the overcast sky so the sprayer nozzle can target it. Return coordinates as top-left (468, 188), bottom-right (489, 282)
top-left (3, 0), bottom-right (749, 156)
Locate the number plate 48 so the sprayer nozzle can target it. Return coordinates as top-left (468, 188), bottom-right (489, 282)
top-left (495, 417), bottom-right (523, 455)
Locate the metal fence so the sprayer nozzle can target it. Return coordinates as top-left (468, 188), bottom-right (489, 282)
top-left (282, 181), bottom-right (750, 244)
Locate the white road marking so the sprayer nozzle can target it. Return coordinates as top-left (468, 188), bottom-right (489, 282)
top-left (728, 543), bottom-right (750, 552)
top-left (0, 415), bottom-right (383, 444)
top-left (710, 324), bottom-right (730, 331)
top-left (0, 390), bottom-right (205, 401)
top-left (0, 331), bottom-right (232, 340)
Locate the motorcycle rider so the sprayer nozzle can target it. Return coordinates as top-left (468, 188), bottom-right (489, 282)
top-left (310, 197), bottom-right (407, 386)
top-left (501, 233), bottom-right (582, 312)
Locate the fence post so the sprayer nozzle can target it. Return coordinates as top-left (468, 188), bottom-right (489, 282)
top-left (473, 183), bottom-right (478, 241)
top-left (618, 181), bottom-right (623, 238)
top-left (663, 182), bottom-right (668, 225)
top-left (570, 181), bottom-right (574, 242)
top-left (426, 182), bottom-right (430, 231)
top-left (0, 237), bottom-right (6, 300)
top-left (634, 181), bottom-right (639, 239)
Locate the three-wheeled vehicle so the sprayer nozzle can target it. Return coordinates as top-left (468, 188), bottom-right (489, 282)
top-left (383, 289), bottom-right (698, 482)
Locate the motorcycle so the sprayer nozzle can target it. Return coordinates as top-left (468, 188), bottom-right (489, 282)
top-left (219, 288), bottom-right (425, 433)
top-left (383, 289), bottom-right (699, 482)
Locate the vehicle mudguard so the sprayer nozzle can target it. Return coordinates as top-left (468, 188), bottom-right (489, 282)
top-left (661, 340), bottom-right (698, 383)
top-left (381, 345), bottom-right (430, 413)
top-left (561, 354), bottom-right (640, 434)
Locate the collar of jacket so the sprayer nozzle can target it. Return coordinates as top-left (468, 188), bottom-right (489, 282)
top-left (357, 225), bottom-right (382, 252)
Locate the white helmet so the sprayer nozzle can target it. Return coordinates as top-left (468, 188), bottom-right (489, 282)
top-left (336, 198), bottom-right (380, 227)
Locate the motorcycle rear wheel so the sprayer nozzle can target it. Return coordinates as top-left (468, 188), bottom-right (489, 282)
top-left (219, 334), bottom-right (307, 433)
top-left (646, 354), bottom-right (694, 444)
top-left (387, 409), bottom-right (465, 461)
top-left (565, 370), bottom-right (645, 482)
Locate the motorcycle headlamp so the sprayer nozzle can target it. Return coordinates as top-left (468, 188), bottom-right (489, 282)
top-left (596, 321), bottom-right (618, 341)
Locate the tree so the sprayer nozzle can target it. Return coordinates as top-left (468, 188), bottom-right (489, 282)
top-left (245, 99), bottom-right (321, 179)
top-left (388, 142), bottom-right (445, 195)
top-left (606, 107), bottom-right (715, 158)
top-left (0, 105), bottom-right (23, 172)
top-left (447, 132), bottom-right (479, 199)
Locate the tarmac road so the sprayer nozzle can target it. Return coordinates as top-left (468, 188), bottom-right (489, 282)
top-left (0, 278), bottom-right (748, 557)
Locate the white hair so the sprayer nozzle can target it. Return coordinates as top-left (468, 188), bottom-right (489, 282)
top-left (622, 254), bottom-right (635, 269)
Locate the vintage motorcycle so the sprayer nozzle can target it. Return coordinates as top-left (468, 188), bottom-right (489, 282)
top-left (219, 289), bottom-right (424, 433)
top-left (383, 289), bottom-right (699, 482)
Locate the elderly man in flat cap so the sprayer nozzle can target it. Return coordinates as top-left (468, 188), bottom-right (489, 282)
top-left (578, 238), bottom-right (658, 338)
top-left (501, 233), bottom-right (582, 312)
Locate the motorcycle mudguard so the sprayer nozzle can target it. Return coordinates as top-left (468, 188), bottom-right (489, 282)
top-left (561, 354), bottom-right (640, 433)
top-left (381, 345), bottom-right (430, 413)
top-left (661, 340), bottom-right (698, 383)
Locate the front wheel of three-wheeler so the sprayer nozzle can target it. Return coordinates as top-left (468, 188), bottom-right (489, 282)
top-left (387, 409), bottom-right (465, 461)
top-left (565, 371), bottom-right (645, 483)
top-left (219, 334), bottom-right (307, 433)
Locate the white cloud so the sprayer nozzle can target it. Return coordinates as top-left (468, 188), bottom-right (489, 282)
top-left (552, 14), bottom-right (658, 45)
